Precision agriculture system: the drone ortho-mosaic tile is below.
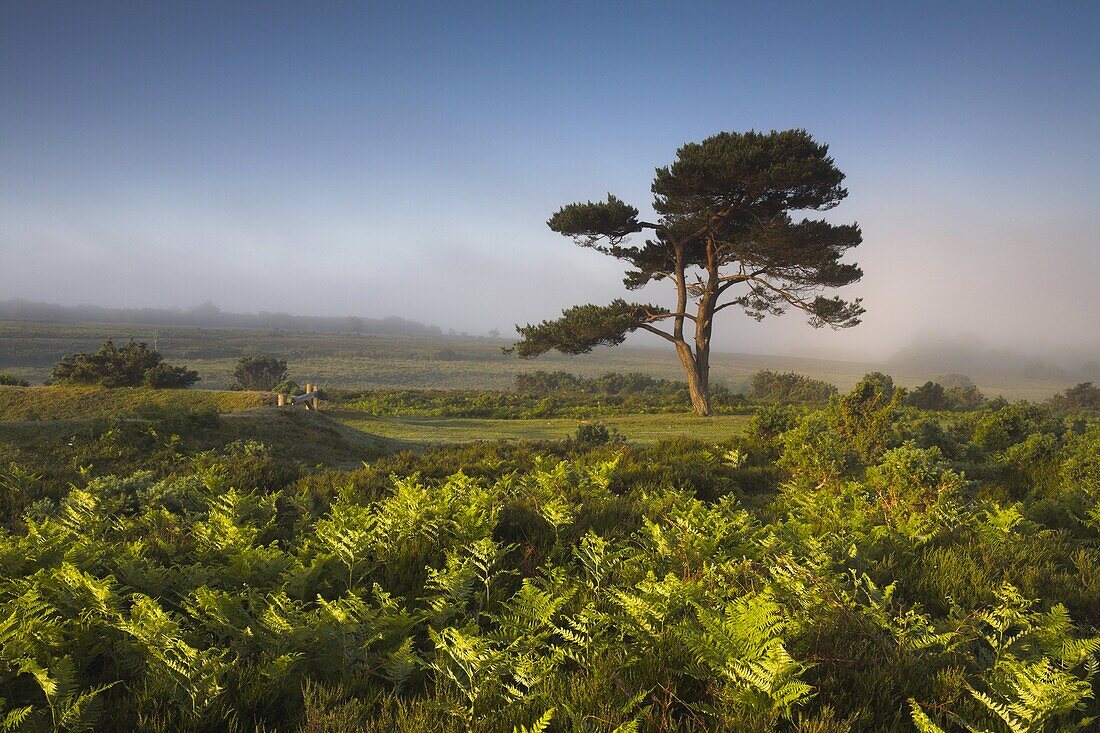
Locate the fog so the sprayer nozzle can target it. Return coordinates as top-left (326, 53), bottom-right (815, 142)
top-left (2, 3), bottom-right (1097, 371)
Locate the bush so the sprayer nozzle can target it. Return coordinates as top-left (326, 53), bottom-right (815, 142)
top-left (750, 370), bottom-right (837, 405)
top-left (0, 372), bottom-right (29, 387)
top-left (571, 421), bottom-right (619, 447)
top-left (834, 372), bottom-right (904, 463)
top-left (906, 381), bottom-right (947, 410)
top-left (272, 379), bottom-right (303, 395)
top-left (142, 362), bottom-right (201, 388)
top-left (233, 355), bottom-right (288, 391)
top-left (747, 404), bottom-right (801, 444)
top-left (906, 381), bottom-right (986, 411)
top-left (47, 338), bottom-right (199, 389)
top-left (1047, 382), bottom-right (1100, 413)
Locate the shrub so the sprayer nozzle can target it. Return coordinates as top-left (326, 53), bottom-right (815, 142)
top-left (233, 355), bottom-right (288, 391)
top-left (142, 362), bottom-right (201, 388)
top-left (747, 404), bottom-right (801, 444)
top-left (1047, 382), bottom-right (1100, 413)
top-left (906, 381), bottom-right (948, 410)
top-left (906, 381), bottom-right (987, 411)
top-left (47, 338), bottom-right (199, 388)
top-left (834, 372), bottom-right (904, 463)
top-left (750, 370), bottom-right (837, 405)
top-left (571, 422), bottom-right (618, 447)
top-left (272, 379), bottom-right (302, 395)
top-left (944, 384), bottom-right (986, 411)
top-left (0, 372), bottom-right (29, 387)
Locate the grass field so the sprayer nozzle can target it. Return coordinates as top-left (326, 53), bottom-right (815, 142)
top-left (0, 385), bottom-right (270, 420)
top-left (0, 384), bottom-right (749, 451)
top-left (328, 408), bottom-right (750, 445)
top-left (0, 319), bottom-right (1079, 400)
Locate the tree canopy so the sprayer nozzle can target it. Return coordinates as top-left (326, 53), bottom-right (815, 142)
top-left (514, 129), bottom-right (865, 414)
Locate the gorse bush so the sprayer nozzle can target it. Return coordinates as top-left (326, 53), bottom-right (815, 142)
top-left (47, 339), bottom-right (199, 389)
top-left (0, 376), bottom-right (1097, 731)
top-left (750, 371), bottom-right (837, 405)
top-left (232, 355), bottom-right (288, 392)
top-left (0, 374), bottom-right (30, 387)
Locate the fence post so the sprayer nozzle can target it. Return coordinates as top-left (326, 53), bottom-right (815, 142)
top-left (277, 393), bottom-right (286, 407)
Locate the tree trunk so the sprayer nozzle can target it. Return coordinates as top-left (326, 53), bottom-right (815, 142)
top-left (686, 368), bottom-right (711, 415)
top-left (675, 340), bottom-right (711, 416)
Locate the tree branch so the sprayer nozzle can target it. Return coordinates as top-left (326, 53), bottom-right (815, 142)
top-left (636, 323), bottom-right (678, 343)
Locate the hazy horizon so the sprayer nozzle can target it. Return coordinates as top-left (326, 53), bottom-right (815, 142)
top-left (2, 2), bottom-right (1098, 364)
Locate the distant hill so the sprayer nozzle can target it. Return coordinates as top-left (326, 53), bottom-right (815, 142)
top-left (0, 299), bottom-right (444, 338)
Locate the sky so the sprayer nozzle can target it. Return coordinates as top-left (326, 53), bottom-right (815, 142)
top-left (2, 1), bottom-right (1098, 361)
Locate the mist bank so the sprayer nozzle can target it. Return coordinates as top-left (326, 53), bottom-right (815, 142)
top-left (885, 336), bottom-right (1100, 384)
top-left (0, 299), bottom-right (444, 338)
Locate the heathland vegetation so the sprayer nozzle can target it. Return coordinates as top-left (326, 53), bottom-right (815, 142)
top-left (0, 355), bottom-right (1098, 730)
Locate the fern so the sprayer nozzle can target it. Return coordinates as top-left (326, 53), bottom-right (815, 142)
top-left (685, 592), bottom-right (813, 720)
top-left (908, 699), bottom-right (948, 733)
top-left (968, 658), bottom-right (1094, 733)
top-left (513, 707), bottom-right (554, 733)
top-left (17, 656), bottom-right (117, 733)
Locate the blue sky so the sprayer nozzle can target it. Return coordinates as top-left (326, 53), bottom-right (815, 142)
top-left (2, 1), bottom-right (1097, 359)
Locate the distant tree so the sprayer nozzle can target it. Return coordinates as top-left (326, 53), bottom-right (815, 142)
top-left (1062, 382), bottom-right (1100, 409)
top-left (233, 355), bottom-right (288, 391)
top-left (906, 381), bottom-right (948, 410)
top-left (512, 130), bottom-right (864, 415)
top-left (48, 338), bottom-right (199, 388)
top-left (944, 384), bottom-right (985, 411)
top-left (1047, 382), bottom-right (1100, 413)
top-left (0, 372), bottom-right (30, 387)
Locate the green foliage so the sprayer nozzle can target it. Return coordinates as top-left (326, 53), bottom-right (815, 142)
top-left (142, 362), bottom-right (202, 388)
top-left (747, 404), bottom-right (802, 444)
top-left (547, 194), bottom-right (641, 245)
top-left (272, 379), bottom-right (302, 396)
top-left (232, 355), bottom-right (288, 392)
top-left (1060, 425), bottom-right (1100, 497)
top-left (906, 381), bottom-right (948, 410)
top-left (750, 371), bottom-right (837, 405)
top-left (1, 385), bottom-right (1099, 731)
top-left (0, 373), bottom-right (29, 387)
top-left (1047, 382), bottom-right (1100, 414)
top-left (835, 372), bottom-right (904, 463)
top-left (47, 339), bottom-right (199, 389)
top-left (512, 301), bottom-right (662, 358)
top-left (570, 422), bottom-right (619, 448)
